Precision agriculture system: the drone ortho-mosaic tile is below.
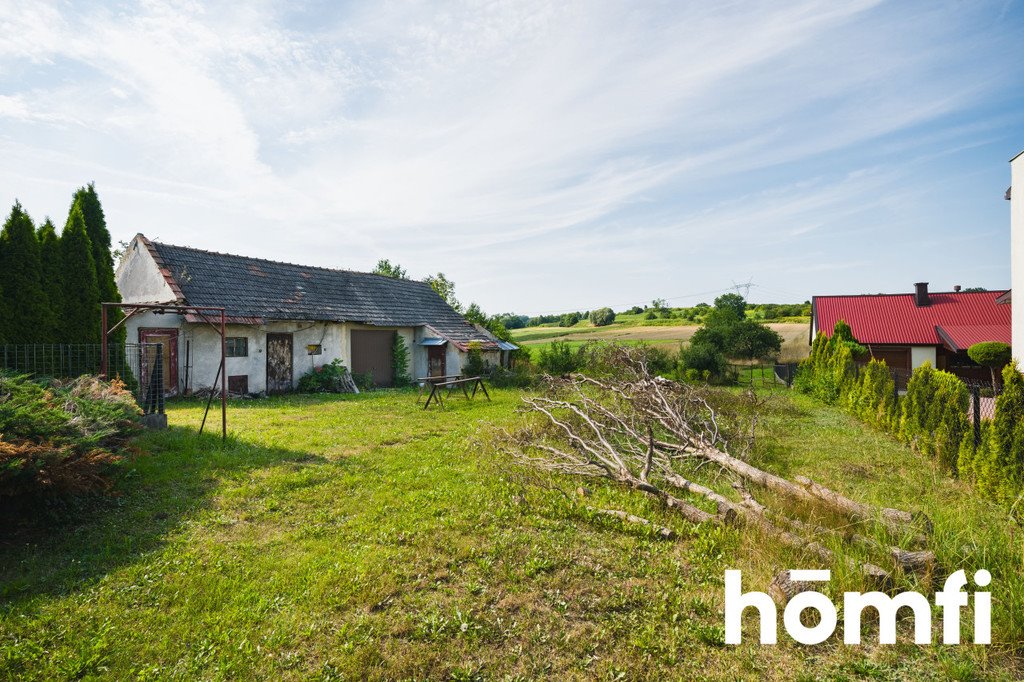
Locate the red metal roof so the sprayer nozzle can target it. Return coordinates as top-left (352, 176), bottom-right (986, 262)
top-left (813, 290), bottom-right (1010, 349)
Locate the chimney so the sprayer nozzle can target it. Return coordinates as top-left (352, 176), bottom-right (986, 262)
top-left (914, 282), bottom-right (930, 307)
top-left (953, 285), bottom-right (962, 292)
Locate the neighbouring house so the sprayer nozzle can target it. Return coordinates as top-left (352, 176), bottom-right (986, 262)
top-left (114, 234), bottom-right (515, 395)
top-left (1010, 149), bottom-right (1024, 366)
top-left (810, 283), bottom-right (1010, 382)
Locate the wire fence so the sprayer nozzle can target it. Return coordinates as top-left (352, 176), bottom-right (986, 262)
top-left (0, 343), bottom-right (165, 415)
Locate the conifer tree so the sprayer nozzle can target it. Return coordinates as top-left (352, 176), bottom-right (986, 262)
top-left (60, 205), bottom-right (101, 344)
top-left (37, 218), bottom-right (64, 342)
top-left (0, 202), bottom-right (51, 343)
top-left (72, 183), bottom-right (122, 341)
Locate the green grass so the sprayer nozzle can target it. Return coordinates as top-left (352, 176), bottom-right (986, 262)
top-left (0, 388), bottom-right (1020, 680)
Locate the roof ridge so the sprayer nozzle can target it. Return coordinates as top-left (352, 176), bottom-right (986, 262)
top-left (150, 238), bottom-right (434, 289)
top-left (814, 290), bottom-right (1008, 299)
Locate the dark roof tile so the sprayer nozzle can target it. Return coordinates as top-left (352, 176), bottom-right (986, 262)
top-left (149, 240), bottom-right (496, 348)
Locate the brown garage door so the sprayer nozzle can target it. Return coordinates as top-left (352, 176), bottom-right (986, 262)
top-left (351, 330), bottom-right (394, 387)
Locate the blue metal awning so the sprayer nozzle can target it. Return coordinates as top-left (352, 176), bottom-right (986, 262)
top-left (418, 337), bottom-right (447, 346)
top-left (497, 340), bottom-right (519, 351)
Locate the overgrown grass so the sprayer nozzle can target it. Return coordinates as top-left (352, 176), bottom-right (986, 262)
top-left (0, 388), bottom-right (1019, 680)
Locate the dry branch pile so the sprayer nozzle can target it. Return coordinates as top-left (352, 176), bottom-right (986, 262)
top-left (504, 347), bottom-right (935, 599)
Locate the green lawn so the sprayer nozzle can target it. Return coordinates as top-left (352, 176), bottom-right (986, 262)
top-left (1, 388), bottom-right (1020, 680)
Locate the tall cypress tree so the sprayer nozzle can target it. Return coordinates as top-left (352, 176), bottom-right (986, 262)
top-left (37, 218), bottom-right (64, 342)
top-left (72, 183), bottom-right (122, 341)
top-left (0, 202), bottom-right (51, 343)
top-left (60, 204), bottom-right (100, 344)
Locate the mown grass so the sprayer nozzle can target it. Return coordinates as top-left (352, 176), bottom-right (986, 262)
top-left (0, 388), bottom-right (1020, 680)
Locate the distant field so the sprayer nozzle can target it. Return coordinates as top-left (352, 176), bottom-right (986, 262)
top-left (512, 323), bottom-right (811, 363)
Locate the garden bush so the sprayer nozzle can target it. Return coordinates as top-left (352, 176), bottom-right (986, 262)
top-left (536, 341), bottom-right (586, 375)
top-left (960, 362), bottom-right (1024, 505)
top-left (898, 362), bottom-right (969, 471)
top-left (677, 341), bottom-right (728, 383)
top-left (392, 334), bottom-right (412, 387)
top-left (297, 359), bottom-right (355, 393)
top-left (465, 342), bottom-right (487, 377)
top-left (0, 372), bottom-right (140, 503)
top-left (844, 359), bottom-right (897, 431)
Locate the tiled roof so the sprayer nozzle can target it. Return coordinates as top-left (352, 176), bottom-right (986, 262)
top-left (145, 237), bottom-right (498, 350)
top-left (813, 290), bottom-right (1010, 350)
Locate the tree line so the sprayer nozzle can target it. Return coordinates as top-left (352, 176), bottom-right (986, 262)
top-left (0, 184), bottom-right (122, 346)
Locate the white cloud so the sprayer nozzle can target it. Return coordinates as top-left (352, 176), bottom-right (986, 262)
top-left (0, 0), bottom-right (1020, 312)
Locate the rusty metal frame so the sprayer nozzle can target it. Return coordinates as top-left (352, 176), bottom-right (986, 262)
top-left (101, 302), bottom-right (227, 442)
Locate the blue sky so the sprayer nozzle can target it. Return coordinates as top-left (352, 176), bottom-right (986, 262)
top-left (1, 1), bottom-right (1022, 314)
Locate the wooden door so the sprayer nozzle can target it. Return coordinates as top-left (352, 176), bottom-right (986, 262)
top-left (266, 333), bottom-right (293, 394)
top-left (351, 330), bottom-right (394, 387)
top-left (427, 345), bottom-right (446, 377)
top-left (138, 327), bottom-right (178, 395)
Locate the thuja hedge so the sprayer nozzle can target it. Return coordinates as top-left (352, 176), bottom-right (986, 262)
top-left (796, 323), bottom-right (969, 471)
top-left (958, 362), bottom-right (1024, 506)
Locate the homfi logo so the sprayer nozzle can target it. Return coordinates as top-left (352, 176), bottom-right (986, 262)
top-left (724, 569), bottom-right (991, 645)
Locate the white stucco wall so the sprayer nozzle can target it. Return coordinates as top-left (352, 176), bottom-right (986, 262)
top-left (910, 345), bottom-right (937, 370)
top-left (124, 313), bottom-right (422, 394)
top-left (115, 237), bottom-right (177, 304)
top-left (1012, 150), bottom-right (1024, 366)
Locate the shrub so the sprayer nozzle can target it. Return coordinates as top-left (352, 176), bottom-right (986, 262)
top-left (465, 342), bottom-right (487, 377)
top-left (795, 324), bottom-right (861, 404)
top-left (964, 362), bottom-right (1024, 504)
top-left (352, 372), bottom-right (375, 391)
top-left (392, 334), bottom-right (412, 387)
top-left (537, 341), bottom-right (585, 375)
top-left (0, 372), bottom-right (140, 503)
top-left (967, 341), bottom-right (1012, 390)
top-left (487, 363), bottom-right (537, 388)
top-left (844, 359), bottom-right (896, 431)
top-left (558, 312), bottom-right (581, 327)
top-left (677, 342), bottom-right (728, 383)
top-left (588, 307), bottom-right (616, 327)
top-left (899, 362), bottom-right (969, 470)
top-left (297, 359), bottom-right (355, 393)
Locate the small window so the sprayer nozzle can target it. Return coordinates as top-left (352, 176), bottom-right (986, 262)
top-left (226, 337), bottom-right (248, 357)
top-left (306, 344), bottom-right (322, 355)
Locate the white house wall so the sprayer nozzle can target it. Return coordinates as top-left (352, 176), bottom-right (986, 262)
top-left (125, 313), bottom-right (422, 393)
top-left (910, 345), bottom-right (937, 370)
top-left (114, 237), bottom-right (177, 303)
top-left (1012, 151), bottom-right (1024, 366)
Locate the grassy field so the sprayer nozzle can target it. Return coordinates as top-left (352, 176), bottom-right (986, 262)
top-left (1, 388), bottom-right (1020, 680)
top-left (513, 323), bottom-right (811, 363)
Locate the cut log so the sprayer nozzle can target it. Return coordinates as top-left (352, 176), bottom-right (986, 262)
top-left (589, 507), bottom-right (676, 539)
top-left (793, 475), bottom-right (931, 536)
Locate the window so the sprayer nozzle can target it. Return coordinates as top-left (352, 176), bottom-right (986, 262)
top-left (226, 337), bottom-right (248, 357)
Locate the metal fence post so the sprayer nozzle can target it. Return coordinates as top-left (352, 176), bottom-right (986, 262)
top-left (973, 385), bottom-right (982, 446)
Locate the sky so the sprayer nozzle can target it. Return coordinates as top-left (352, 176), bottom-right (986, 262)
top-left (1, 1), bottom-right (1022, 315)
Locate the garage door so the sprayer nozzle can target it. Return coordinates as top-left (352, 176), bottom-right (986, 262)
top-left (351, 330), bottom-right (394, 387)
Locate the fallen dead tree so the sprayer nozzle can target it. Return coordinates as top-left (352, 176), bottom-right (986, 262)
top-left (504, 346), bottom-right (934, 596)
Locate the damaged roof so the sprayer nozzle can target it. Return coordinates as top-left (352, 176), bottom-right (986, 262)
top-left (141, 235), bottom-right (499, 350)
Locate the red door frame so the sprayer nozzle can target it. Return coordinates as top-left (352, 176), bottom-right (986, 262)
top-left (138, 327), bottom-right (179, 395)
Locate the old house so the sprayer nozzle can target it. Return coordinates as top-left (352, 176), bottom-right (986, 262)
top-left (810, 283), bottom-right (1010, 381)
top-left (114, 234), bottom-right (513, 394)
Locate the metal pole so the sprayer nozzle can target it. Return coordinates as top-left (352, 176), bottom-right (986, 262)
top-left (100, 304), bottom-right (108, 378)
top-left (220, 310), bottom-right (227, 442)
top-left (973, 385), bottom-right (982, 446)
